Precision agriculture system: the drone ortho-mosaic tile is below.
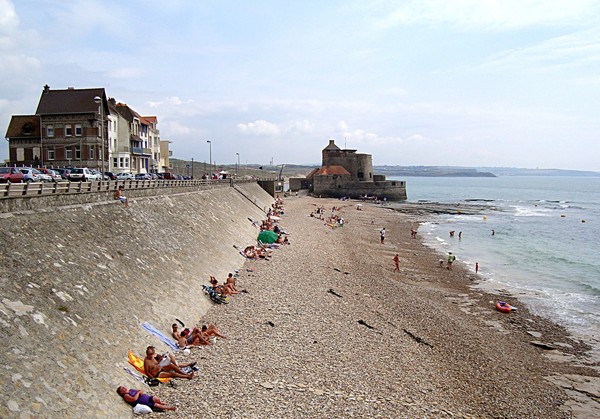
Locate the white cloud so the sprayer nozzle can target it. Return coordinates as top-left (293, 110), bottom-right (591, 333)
top-left (163, 120), bottom-right (193, 136)
top-left (237, 120), bottom-right (281, 136)
top-left (374, 0), bottom-right (598, 31)
top-left (466, 28), bottom-right (600, 73)
top-left (287, 120), bottom-right (314, 133)
top-left (0, 0), bottom-right (18, 34)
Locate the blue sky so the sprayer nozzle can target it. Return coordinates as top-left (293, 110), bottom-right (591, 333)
top-left (1, 0), bottom-right (600, 171)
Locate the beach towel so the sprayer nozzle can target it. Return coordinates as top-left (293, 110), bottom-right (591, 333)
top-left (141, 322), bottom-right (179, 352)
top-left (123, 366), bottom-right (146, 385)
top-left (127, 351), bottom-right (170, 383)
top-left (233, 244), bottom-right (248, 258)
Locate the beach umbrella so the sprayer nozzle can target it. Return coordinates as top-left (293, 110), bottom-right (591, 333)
top-left (258, 230), bottom-right (278, 244)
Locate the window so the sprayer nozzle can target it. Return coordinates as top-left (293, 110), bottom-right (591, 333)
top-left (119, 157), bottom-right (124, 168)
top-left (17, 148), bottom-right (24, 161)
top-left (66, 147), bottom-right (72, 160)
top-left (47, 125), bottom-right (54, 137)
top-left (90, 146), bottom-right (95, 159)
top-left (113, 158), bottom-right (118, 168)
top-left (65, 125), bottom-right (72, 137)
top-left (75, 124), bottom-right (82, 136)
top-left (75, 146), bottom-right (81, 159)
top-left (48, 147), bottom-right (55, 160)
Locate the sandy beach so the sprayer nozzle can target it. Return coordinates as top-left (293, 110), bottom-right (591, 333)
top-left (156, 196), bottom-right (599, 418)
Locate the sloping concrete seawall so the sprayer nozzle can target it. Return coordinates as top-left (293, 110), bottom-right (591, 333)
top-left (0, 183), bottom-right (274, 417)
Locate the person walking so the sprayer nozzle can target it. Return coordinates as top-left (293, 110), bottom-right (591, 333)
top-left (447, 252), bottom-right (456, 270)
top-left (380, 228), bottom-right (386, 244)
top-left (393, 254), bottom-right (400, 272)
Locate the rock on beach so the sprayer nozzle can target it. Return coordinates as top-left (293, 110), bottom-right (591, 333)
top-left (158, 197), bottom-right (598, 418)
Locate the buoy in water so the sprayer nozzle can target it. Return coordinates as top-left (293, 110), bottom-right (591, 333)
top-left (483, 215), bottom-right (487, 221)
top-left (560, 214), bottom-right (566, 218)
top-left (582, 220), bottom-right (586, 223)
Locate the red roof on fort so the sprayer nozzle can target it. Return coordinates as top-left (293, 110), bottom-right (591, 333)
top-left (315, 165), bottom-right (351, 176)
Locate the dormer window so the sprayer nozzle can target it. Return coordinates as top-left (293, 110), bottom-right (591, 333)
top-left (22, 123), bottom-right (33, 135)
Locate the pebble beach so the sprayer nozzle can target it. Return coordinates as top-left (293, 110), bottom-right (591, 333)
top-left (156, 196), bottom-right (599, 418)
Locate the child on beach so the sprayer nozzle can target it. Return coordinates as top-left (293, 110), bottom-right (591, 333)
top-left (393, 254), bottom-right (400, 272)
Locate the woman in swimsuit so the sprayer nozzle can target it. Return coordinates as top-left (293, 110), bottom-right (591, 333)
top-left (116, 386), bottom-right (176, 411)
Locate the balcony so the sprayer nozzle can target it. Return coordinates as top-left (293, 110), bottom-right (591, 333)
top-left (131, 147), bottom-right (152, 156)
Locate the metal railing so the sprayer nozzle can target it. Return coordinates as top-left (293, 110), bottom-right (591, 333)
top-left (0, 179), bottom-right (236, 199)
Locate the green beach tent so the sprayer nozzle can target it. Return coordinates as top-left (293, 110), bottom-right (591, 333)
top-left (258, 230), bottom-right (279, 244)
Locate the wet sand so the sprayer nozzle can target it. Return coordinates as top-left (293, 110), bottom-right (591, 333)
top-left (158, 197), bottom-right (599, 418)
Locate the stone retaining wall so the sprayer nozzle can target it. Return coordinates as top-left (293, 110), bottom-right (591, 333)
top-left (0, 183), bottom-right (274, 417)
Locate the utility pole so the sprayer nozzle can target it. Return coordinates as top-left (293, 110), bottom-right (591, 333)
top-left (94, 96), bottom-right (105, 187)
top-left (191, 157), bottom-right (194, 179)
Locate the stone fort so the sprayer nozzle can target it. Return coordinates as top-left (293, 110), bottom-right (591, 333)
top-left (292, 140), bottom-right (407, 200)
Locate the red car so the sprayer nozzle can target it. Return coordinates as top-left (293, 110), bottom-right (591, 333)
top-left (0, 167), bottom-right (25, 183)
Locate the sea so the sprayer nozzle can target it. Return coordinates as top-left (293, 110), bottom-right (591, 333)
top-left (388, 176), bottom-right (600, 346)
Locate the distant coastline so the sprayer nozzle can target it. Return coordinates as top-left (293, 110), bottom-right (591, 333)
top-left (168, 159), bottom-right (600, 178)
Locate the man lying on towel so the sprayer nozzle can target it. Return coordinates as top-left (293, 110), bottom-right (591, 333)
top-left (143, 346), bottom-right (195, 380)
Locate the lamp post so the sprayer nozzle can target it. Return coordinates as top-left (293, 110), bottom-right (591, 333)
top-left (235, 152), bottom-right (239, 178)
top-left (94, 96), bottom-right (105, 187)
top-left (191, 157), bottom-right (194, 180)
top-left (206, 140), bottom-right (212, 178)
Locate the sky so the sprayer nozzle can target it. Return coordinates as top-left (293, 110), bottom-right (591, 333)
top-left (1, 0), bottom-right (600, 171)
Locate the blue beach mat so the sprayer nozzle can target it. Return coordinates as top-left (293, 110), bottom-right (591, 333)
top-left (141, 321), bottom-right (180, 352)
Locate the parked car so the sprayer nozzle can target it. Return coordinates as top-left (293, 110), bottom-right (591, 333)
top-left (0, 167), bottom-right (25, 183)
top-left (53, 168), bottom-right (71, 180)
top-left (37, 168), bottom-right (61, 182)
top-left (160, 172), bottom-right (176, 180)
top-left (115, 172), bottom-right (134, 180)
top-left (104, 172), bottom-right (116, 180)
top-left (36, 171), bottom-right (53, 182)
top-left (19, 168), bottom-right (42, 182)
top-left (68, 168), bottom-right (99, 182)
top-left (149, 173), bottom-right (159, 180)
top-left (135, 173), bottom-right (152, 180)
top-left (47, 170), bottom-right (63, 181)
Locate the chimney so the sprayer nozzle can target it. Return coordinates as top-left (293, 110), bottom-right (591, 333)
top-left (329, 139), bottom-right (335, 147)
top-left (43, 84), bottom-right (50, 93)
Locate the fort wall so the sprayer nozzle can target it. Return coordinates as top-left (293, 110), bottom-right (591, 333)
top-left (0, 183), bottom-right (274, 417)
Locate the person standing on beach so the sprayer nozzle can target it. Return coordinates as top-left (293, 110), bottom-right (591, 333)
top-left (380, 228), bottom-right (386, 244)
top-left (447, 252), bottom-right (456, 270)
top-left (475, 262), bottom-right (479, 273)
top-left (393, 254), bottom-right (400, 272)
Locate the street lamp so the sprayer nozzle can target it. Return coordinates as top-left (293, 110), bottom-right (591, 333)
top-left (94, 96), bottom-right (105, 187)
top-left (191, 157), bottom-right (194, 180)
top-left (206, 140), bottom-right (212, 178)
top-left (236, 152), bottom-right (239, 178)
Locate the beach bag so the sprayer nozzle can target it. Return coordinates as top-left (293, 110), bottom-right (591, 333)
top-left (144, 376), bottom-right (160, 387)
top-left (133, 403), bottom-right (153, 414)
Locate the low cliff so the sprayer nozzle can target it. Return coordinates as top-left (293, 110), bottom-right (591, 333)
top-left (0, 183), bottom-right (274, 417)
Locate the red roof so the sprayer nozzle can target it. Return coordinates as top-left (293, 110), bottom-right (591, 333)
top-left (315, 165), bottom-right (351, 176)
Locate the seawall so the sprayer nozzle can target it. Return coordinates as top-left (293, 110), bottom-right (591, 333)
top-left (0, 183), bottom-right (274, 417)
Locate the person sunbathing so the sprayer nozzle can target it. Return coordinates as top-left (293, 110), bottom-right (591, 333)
top-left (210, 276), bottom-right (236, 296)
top-left (243, 246), bottom-right (258, 259)
top-left (143, 346), bottom-right (194, 380)
top-left (117, 386), bottom-right (176, 411)
top-left (179, 327), bottom-right (210, 347)
top-left (224, 273), bottom-right (240, 294)
top-left (200, 324), bottom-right (227, 341)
